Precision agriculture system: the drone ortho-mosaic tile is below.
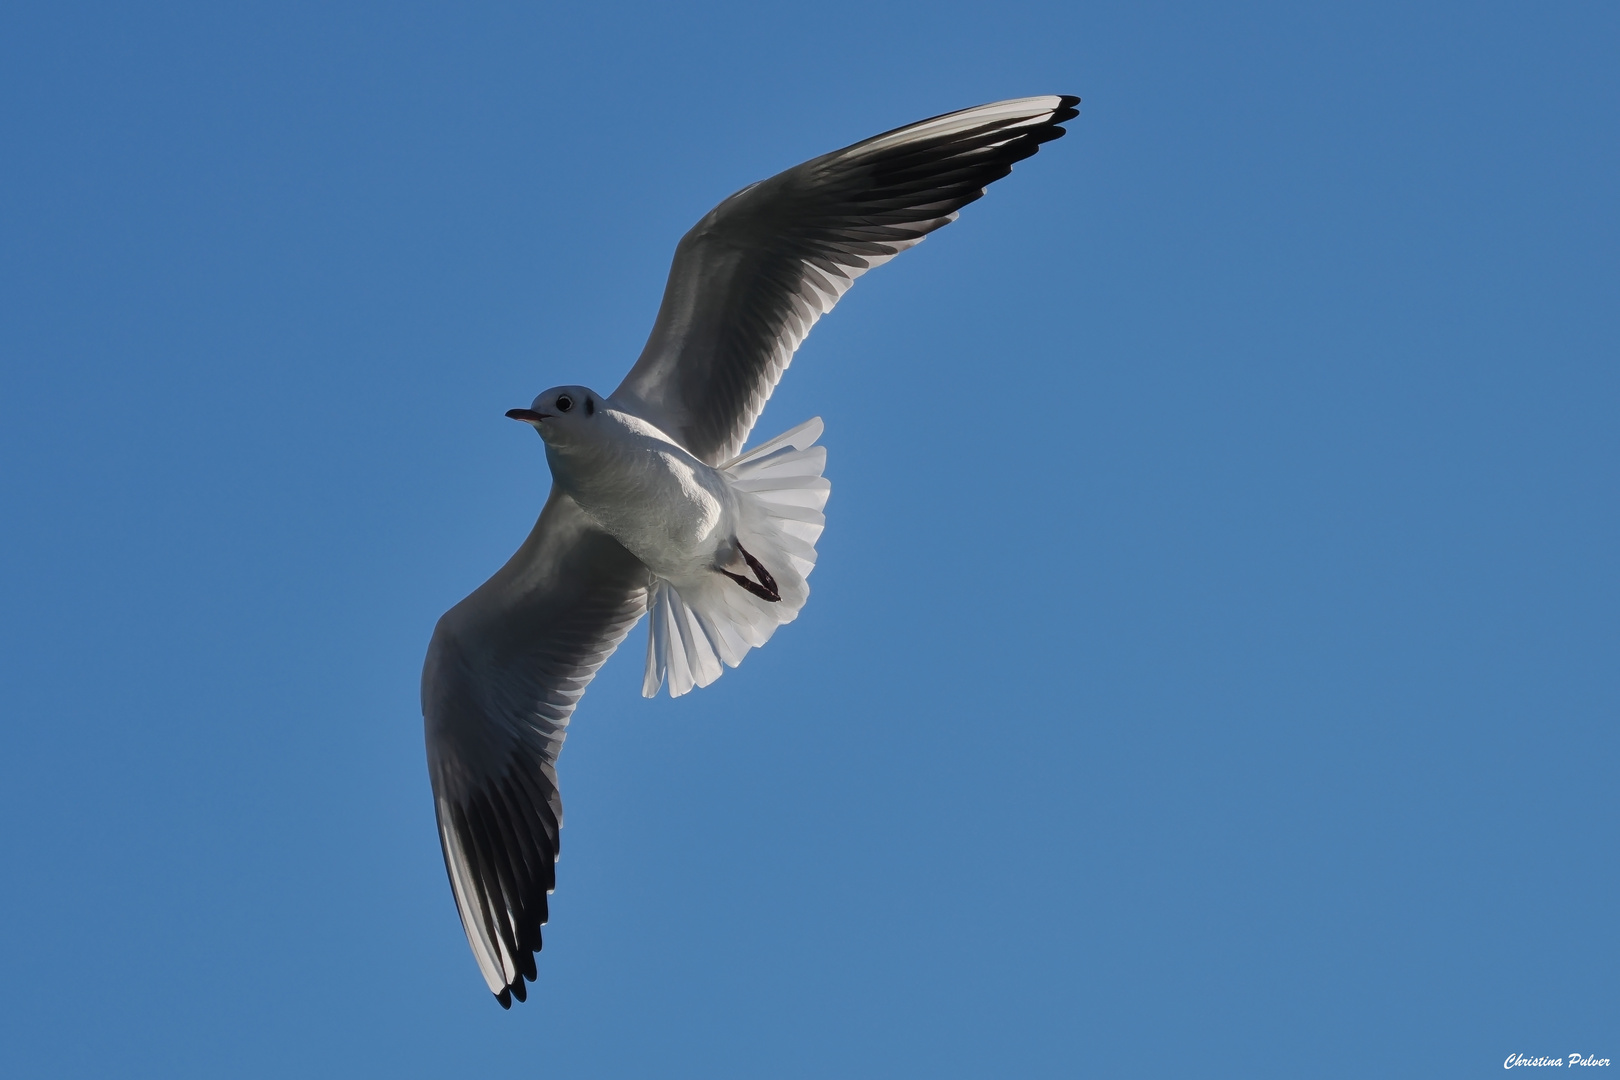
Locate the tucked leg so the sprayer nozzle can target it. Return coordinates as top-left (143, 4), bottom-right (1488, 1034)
top-left (718, 541), bottom-right (781, 603)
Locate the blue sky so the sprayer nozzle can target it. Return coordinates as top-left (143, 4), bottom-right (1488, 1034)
top-left (2, 2), bottom-right (1616, 1076)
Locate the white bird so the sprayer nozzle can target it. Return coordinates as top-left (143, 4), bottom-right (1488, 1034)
top-left (422, 95), bottom-right (1080, 1007)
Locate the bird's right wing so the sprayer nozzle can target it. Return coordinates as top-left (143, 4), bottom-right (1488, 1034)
top-left (422, 486), bottom-right (649, 1007)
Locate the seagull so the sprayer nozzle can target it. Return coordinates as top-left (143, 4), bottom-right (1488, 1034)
top-left (422, 95), bottom-right (1080, 1007)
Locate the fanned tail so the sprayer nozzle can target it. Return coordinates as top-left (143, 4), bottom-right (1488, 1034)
top-left (642, 418), bottom-right (829, 698)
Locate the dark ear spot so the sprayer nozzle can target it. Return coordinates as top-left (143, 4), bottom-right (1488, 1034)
top-left (585, 396), bottom-right (595, 417)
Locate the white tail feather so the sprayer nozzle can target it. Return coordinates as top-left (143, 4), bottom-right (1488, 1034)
top-left (642, 418), bottom-right (830, 698)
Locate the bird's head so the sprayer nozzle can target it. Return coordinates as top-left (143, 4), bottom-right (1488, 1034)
top-left (506, 385), bottom-right (602, 445)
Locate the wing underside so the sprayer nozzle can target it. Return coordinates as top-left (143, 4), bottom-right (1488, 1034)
top-left (423, 488), bottom-right (648, 1006)
top-left (615, 95), bottom-right (1080, 464)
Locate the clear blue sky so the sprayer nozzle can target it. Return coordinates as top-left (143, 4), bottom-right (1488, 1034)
top-left (2, 2), bottom-right (1615, 1076)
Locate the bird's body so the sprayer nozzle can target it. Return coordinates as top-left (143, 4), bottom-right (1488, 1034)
top-left (513, 382), bottom-right (827, 699)
top-left (422, 95), bottom-right (1080, 1007)
top-left (540, 397), bottom-right (731, 582)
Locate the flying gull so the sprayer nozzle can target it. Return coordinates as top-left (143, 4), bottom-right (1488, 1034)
top-left (422, 95), bottom-right (1080, 1006)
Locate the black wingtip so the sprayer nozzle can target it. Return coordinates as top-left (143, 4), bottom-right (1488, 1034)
top-left (510, 976), bottom-right (528, 1003)
top-left (496, 987), bottom-right (513, 1009)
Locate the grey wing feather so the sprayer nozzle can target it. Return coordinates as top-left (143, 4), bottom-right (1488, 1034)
top-left (614, 95), bottom-right (1080, 465)
top-left (423, 487), bottom-right (649, 1007)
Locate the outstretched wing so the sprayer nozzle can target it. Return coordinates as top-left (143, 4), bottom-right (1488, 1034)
top-left (614, 95), bottom-right (1080, 465)
top-left (423, 487), bottom-right (649, 1007)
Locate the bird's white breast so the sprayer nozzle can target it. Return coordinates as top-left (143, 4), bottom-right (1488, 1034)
top-left (545, 408), bottom-right (732, 578)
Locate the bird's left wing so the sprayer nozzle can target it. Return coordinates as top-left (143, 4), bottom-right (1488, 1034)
top-left (423, 486), bottom-right (649, 1007)
top-left (614, 95), bottom-right (1080, 465)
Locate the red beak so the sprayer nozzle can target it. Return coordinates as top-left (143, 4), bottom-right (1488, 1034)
top-left (506, 408), bottom-right (550, 423)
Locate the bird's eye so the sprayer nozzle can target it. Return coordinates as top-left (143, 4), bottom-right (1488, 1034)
top-left (556, 395), bottom-right (573, 413)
